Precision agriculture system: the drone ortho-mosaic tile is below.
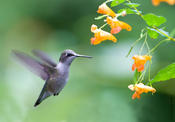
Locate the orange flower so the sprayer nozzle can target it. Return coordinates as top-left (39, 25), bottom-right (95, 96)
top-left (152, 0), bottom-right (175, 6)
top-left (132, 55), bottom-right (152, 72)
top-left (97, 3), bottom-right (116, 18)
top-left (128, 83), bottom-right (156, 99)
top-left (91, 24), bottom-right (117, 45)
top-left (106, 17), bottom-right (132, 34)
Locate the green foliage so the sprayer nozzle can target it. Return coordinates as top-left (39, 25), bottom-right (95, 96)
top-left (150, 63), bottom-right (175, 84)
top-left (147, 27), bottom-right (159, 39)
top-left (124, 3), bottom-right (140, 8)
top-left (118, 8), bottom-right (136, 14)
top-left (143, 13), bottom-right (166, 27)
top-left (111, 0), bottom-right (125, 7)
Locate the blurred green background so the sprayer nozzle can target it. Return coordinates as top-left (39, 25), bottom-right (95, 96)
top-left (0, 0), bottom-right (175, 122)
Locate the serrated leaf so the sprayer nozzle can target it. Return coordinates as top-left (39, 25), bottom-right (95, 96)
top-left (147, 27), bottom-right (159, 39)
top-left (143, 13), bottom-right (166, 27)
top-left (95, 15), bottom-right (107, 20)
top-left (124, 3), bottom-right (140, 8)
top-left (111, 0), bottom-right (125, 7)
top-left (150, 63), bottom-right (175, 84)
top-left (118, 8), bottom-right (136, 14)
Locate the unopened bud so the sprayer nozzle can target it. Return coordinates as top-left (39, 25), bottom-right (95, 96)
top-left (121, 10), bottom-right (127, 16)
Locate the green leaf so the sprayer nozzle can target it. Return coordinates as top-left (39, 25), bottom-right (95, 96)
top-left (124, 3), bottom-right (140, 8)
top-left (95, 15), bottom-right (107, 20)
top-left (118, 8), bottom-right (136, 15)
top-left (143, 13), bottom-right (166, 27)
top-left (147, 27), bottom-right (159, 39)
top-left (150, 63), bottom-right (175, 84)
top-left (111, 0), bottom-right (125, 7)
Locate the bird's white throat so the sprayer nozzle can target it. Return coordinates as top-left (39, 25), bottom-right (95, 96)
top-left (56, 62), bottom-right (70, 74)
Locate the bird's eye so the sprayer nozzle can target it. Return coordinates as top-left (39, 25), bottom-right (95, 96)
top-left (67, 53), bottom-right (74, 57)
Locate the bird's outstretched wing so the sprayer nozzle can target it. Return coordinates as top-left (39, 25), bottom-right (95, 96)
top-left (12, 50), bottom-right (53, 80)
top-left (32, 50), bottom-right (57, 67)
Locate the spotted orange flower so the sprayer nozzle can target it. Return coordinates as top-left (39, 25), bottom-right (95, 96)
top-left (152, 0), bottom-right (175, 6)
top-left (91, 24), bottom-right (117, 45)
top-left (128, 83), bottom-right (156, 99)
top-left (97, 3), bottom-right (116, 18)
top-left (106, 17), bottom-right (132, 34)
top-left (132, 55), bottom-right (152, 72)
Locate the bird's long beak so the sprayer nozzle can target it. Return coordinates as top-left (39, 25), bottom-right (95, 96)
top-left (76, 54), bottom-right (92, 58)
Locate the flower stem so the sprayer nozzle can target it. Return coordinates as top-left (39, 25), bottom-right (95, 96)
top-left (126, 29), bottom-right (146, 57)
top-left (136, 70), bottom-right (146, 83)
top-left (99, 23), bottom-right (108, 29)
top-left (145, 39), bottom-right (150, 55)
top-left (148, 61), bottom-right (151, 82)
top-left (139, 32), bottom-right (147, 55)
top-left (153, 26), bottom-right (175, 41)
top-left (149, 39), bottom-right (169, 54)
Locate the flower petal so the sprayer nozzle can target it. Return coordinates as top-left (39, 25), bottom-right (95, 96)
top-left (129, 83), bottom-right (156, 99)
top-left (132, 64), bottom-right (136, 71)
top-left (97, 3), bottom-right (116, 17)
top-left (111, 26), bottom-right (122, 34)
top-left (132, 55), bottom-right (152, 72)
top-left (91, 24), bottom-right (98, 33)
top-left (90, 25), bottom-right (117, 45)
top-left (152, 0), bottom-right (175, 6)
top-left (106, 17), bottom-right (132, 34)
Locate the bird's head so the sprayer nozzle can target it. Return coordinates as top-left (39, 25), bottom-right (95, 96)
top-left (59, 49), bottom-right (92, 65)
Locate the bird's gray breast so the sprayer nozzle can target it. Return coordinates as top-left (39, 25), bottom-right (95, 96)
top-left (47, 65), bottom-right (69, 94)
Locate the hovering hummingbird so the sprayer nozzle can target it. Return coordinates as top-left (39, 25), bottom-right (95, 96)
top-left (12, 49), bottom-right (92, 107)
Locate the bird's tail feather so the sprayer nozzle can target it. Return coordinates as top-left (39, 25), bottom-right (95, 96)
top-left (34, 82), bottom-right (52, 107)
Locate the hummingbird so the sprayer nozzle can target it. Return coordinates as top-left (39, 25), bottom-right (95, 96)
top-left (12, 49), bottom-right (92, 107)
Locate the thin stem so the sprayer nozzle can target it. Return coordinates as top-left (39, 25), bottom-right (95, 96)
top-left (95, 15), bottom-right (108, 20)
top-left (153, 26), bottom-right (175, 41)
top-left (149, 39), bottom-right (168, 54)
top-left (126, 0), bottom-right (143, 17)
top-left (136, 70), bottom-right (146, 83)
top-left (126, 30), bottom-right (146, 57)
top-left (140, 71), bottom-right (146, 82)
top-left (139, 32), bottom-right (147, 55)
top-left (136, 63), bottom-right (149, 84)
top-left (145, 39), bottom-right (150, 55)
top-left (126, 0), bottom-right (175, 42)
top-left (148, 61), bottom-right (151, 82)
top-left (99, 23), bottom-right (108, 29)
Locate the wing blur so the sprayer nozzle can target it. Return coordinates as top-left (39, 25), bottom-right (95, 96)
top-left (32, 50), bottom-right (57, 67)
top-left (12, 50), bottom-right (50, 80)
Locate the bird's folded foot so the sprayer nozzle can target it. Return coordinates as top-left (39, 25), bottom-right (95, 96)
top-left (53, 93), bottom-right (59, 96)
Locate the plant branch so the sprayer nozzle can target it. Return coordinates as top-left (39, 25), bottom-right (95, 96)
top-left (126, 0), bottom-right (175, 42)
